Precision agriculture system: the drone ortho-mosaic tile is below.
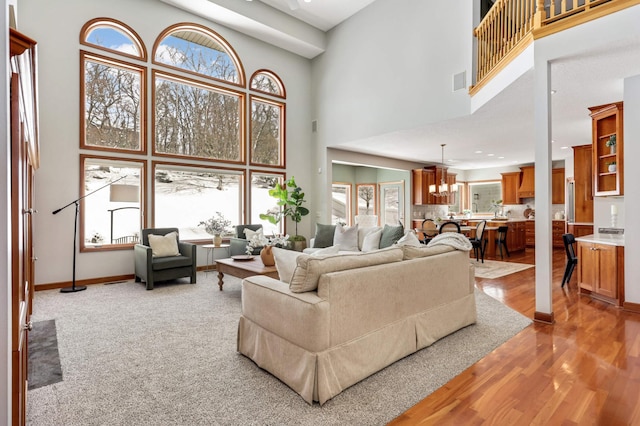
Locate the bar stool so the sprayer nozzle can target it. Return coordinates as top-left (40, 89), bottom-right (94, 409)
top-left (495, 226), bottom-right (510, 259)
top-left (561, 233), bottom-right (578, 287)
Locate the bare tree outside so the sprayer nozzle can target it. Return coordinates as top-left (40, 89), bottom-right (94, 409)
top-left (84, 58), bottom-right (141, 150)
top-left (358, 185), bottom-right (375, 215)
top-left (251, 99), bottom-right (281, 165)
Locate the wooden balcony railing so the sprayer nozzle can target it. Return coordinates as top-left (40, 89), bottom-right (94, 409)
top-left (472, 0), bottom-right (638, 94)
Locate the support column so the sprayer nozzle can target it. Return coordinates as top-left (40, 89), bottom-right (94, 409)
top-left (533, 56), bottom-right (554, 324)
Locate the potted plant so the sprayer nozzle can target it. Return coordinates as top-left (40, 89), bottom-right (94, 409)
top-left (260, 176), bottom-right (310, 251)
top-left (608, 161), bottom-right (617, 172)
top-left (606, 135), bottom-right (617, 154)
top-left (199, 212), bottom-right (232, 246)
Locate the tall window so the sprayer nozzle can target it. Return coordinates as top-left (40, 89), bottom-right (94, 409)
top-left (81, 156), bottom-right (144, 249)
top-left (80, 19), bottom-right (287, 249)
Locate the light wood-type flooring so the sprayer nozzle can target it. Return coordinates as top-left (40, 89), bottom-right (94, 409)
top-left (390, 248), bottom-right (640, 425)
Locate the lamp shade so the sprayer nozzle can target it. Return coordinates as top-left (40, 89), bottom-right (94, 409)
top-left (110, 184), bottom-right (139, 202)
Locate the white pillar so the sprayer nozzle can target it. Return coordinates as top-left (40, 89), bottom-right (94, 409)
top-left (533, 57), bottom-right (554, 322)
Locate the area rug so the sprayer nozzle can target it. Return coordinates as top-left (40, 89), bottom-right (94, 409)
top-left (473, 259), bottom-right (534, 279)
top-left (27, 319), bottom-right (63, 390)
top-left (26, 273), bottom-right (531, 425)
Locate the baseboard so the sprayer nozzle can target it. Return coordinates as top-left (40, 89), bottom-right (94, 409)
top-left (36, 274), bottom-right (135, 291)
top-left (623, 301), bottom-right (640, 313)
top-left (533, 311), bottom-right (555, 324)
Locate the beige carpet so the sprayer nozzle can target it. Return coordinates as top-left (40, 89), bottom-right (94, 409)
top-left (473, 259), bottom-right (534, 279)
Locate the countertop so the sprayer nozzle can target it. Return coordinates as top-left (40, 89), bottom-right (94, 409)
top-left (575, 233), bottom-right (625, 247)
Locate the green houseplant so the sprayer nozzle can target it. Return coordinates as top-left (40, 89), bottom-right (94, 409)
top-left (606, 134), bottom-right (617, 154)
top-left (260, 176), bottom-right (310, 251)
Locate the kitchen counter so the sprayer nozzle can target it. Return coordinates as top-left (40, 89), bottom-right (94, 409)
top-left (575, 233), bottom-right (625, 247)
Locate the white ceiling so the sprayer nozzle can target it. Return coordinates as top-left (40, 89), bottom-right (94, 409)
top-left (257, 0), bottom-right (377, 31)
top-left (164, 1), bottom-right (640, 170)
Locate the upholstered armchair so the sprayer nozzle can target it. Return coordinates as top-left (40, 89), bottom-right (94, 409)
top-left (134, 228), bottom-right (196, 290)
top-left (229, 224), bottom-right (264, 256)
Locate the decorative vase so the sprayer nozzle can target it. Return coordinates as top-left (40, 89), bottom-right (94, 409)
top-left (213, 234), bottom-right (222, 247)
top-left (260, 245), bottom-right (275, 266)
top-left (610, 145), bottom-right (616, 155)
top-left (608, 164), bottom-right (617, 172)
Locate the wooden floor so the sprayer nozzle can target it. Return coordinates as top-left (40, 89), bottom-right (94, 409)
top-left (390, 248), bottom-right (640, 426)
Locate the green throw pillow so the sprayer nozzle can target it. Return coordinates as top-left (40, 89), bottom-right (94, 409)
top-left (314, 224), bottom-right (336, 248)
top-left (379, 224), bottom-right (405, 248)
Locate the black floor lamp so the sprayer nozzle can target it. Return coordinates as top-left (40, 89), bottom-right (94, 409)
top-left (52, 175), bottom-right (128, 293)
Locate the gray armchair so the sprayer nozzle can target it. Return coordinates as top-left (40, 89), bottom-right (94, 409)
top-left (134, 228), bottom-right (196, 290)
top-left (229, 224), bottom-right (264, 256)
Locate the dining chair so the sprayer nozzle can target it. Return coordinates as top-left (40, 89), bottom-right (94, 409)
top-left (495, 226), bottom-right (510, 259)
top-left (561, 233), bottom-right (578, 287)
top-left (469, 220), bottom-right (487, 263)
top-left (421, 218), bottom-right (438, 244)
top-left (439, 221), bottom-right (461, 234)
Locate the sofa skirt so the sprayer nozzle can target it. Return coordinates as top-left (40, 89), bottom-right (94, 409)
top-left (237, 291), bottom-right (476, 405)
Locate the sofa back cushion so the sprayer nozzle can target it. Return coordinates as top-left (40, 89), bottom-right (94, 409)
top-left (236, 224), bottom-right (263, 239)
top-left (334, 224), bottom-right (359, 251)
top-left (401, 244), bottom-right (454, 260)
top-left (289, 247), bottom-right (403, 293)
top-left (272, 246), bottom-right (340, 284)
top-left (379, 224), bottom-right (405, 248)
top-left (313, 224), bottom-right (336, 248)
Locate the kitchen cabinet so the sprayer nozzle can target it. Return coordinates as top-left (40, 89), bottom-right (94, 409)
top-left (412, 167), bottom-right (455, 206)
top-left (501, 172), bottom-right (521, 205)
top-left (589, 102), bottom-right (624, 196)
top-left (567, 223), bottom-right (593, 238)
top-left (517, 166), bottom-right (535, 199)
top-left (488, 220), bottom-right (525, 253)
top-left (572, 145), bottom-right (593, 223)
top-left (552, 168), bottom-right (565, 205)
top-left (525, 220), bottom-right (535, 248)
top-left (577, 242), bottom-right (624, 306)
top-left (552, 220), bottom-right (565, 248)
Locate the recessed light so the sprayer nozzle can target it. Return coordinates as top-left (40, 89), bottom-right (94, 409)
top-left (561, 146), bottom-right (569, 150)
top-left (474, 150), bottom-right (483, 154)
top-left (551, 140), bottom-right (555, 143)
top-left (487, 153), bottom-right (495, 157)
top-left (498, 156), bottom-right (504, 159)
top-left (551, 90), bottom-right (557, 94)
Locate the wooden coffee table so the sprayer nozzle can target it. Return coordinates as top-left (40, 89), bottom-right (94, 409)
top-left (215, 256), bottom-right (279, 291)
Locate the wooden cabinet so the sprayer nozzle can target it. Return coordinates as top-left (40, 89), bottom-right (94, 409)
top-left (525, 220), bottom-right (535, 247)
top-left (552, 220), bottom-right (565, 248)
top-left (577, 242), bottom-right (624, 306)
top-left (412, 167), bottom-right (455, 206)
top-left (572, 145), bottom-right (593, 223)
top-left (589, 102), bottom-right (624, 196)
top-left (501, 172), bottom-right (521, 205)
top-left (510, 221), bottom-right (526, 252)
top-left (517, 166), bottom-right (535, 199)
top-left (552, 168), bottom-right (565, 205)
top-left (567, 223), bottom-right (593, 238)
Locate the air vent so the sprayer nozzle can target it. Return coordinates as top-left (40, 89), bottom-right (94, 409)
top-left (312, 120), bottom-right (318, 133)
top-left (598, 227), bottom-right (624, 235)
top-left (452, 71), bottom-right (466, 91)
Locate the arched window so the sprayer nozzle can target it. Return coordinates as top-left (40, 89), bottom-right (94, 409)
top-left (153, 23), bottom-right (245, 86)
top-left (250, 69), bottom-right (286, 98)
top-left (80, 18), bottom-right (147, 61)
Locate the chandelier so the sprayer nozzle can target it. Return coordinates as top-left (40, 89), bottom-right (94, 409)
top-left (429, 144), bottom-right (458, 197)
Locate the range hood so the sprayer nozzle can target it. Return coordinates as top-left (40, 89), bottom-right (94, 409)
top-left (518, 166), bottom-right (535, 199)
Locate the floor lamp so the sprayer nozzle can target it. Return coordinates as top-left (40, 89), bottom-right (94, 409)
top-left (52, 175), bottom-right (128, 293)
top-left (108, 183), bottom-right (140, 243)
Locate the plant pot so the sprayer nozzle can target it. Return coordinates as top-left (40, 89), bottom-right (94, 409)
top-left (213, 234), bottom-right (223, 247)
top-left (610, 145), bottom-right (616, 155)
top-left (260, 246), bottom-right (275, 266)
top-left (290, 238), bottom-right (307, 252)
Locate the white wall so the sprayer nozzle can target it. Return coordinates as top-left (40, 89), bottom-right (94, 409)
top-left (624, 74), bottom-right (640, 304)
top-left (311, 0), bottom-right (474, 223)
top-left (18, 0), bottom-right (313, 286)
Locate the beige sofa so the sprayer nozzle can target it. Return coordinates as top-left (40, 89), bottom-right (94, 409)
top-left (237, 244), bottom-right (476, 405)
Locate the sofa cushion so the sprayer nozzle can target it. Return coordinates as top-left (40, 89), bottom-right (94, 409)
top-left (361, 228), bottom-right (383, 252)
top-left (244, 227), bottom-right (265, 243)
top-left (148, 232), bottom-right (180, 257)
top-left (314, 224), bottom-right (336, 248)
top-left (379, 224), bottom-right (405, 248)
top-left (401, 244), bottom-right (455, 260)
top-left (273, 246), bottom-right (340, 284)
top-left (395, 230), bottom-right (421, 247)
top-left (236, 224), bottom-right (262, 239)
top-left (334, 224), bottom-right (359, 252)
top-left (151, 255), bottom-right (193, 270)
top-left (289, 247), bottom-right (403, 293)
top-left (357, 226), bottom-right (382, 250)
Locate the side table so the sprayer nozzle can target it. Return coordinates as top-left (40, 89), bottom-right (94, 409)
top-left (202, 243), bottom-right (230, 272)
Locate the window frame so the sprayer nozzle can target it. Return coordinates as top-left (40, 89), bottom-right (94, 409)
top-left (249, 170), bottom-right (286, 236)
top-left (80, 50), bottom-right (148, 154)
top-left (250, 69), bottom-right (286, 99)
top-left (331, 182), bottom-right (353, 226)
top-left (79, 154), bottom-right (147, 252)
top-left (152, 22), bottom-right (246, 88)
top-left (80, 17), bottom-right (148, 62)
top-left (249, 94), bottom-right (285, 168)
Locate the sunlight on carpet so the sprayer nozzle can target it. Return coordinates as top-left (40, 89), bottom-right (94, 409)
top-left (473, 259), bottom-right (534, 279)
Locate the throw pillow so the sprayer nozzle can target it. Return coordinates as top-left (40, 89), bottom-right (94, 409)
top-left (334, 223), bottom-right (359, 252)
top-left (314, 224), bottom-right (336, 248)
top-left (395, 230), bottom-right (421, 247)
top-left (147, 232), bottom-right (180, 257)
top-left (361, 228), bottom-right (383, 252)
top-left (379, 224), bottom-right (405, 248)
top-left (273, 245), bottom-right (341, 284)
top-left (244, 227), bottom-right (264, 243)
